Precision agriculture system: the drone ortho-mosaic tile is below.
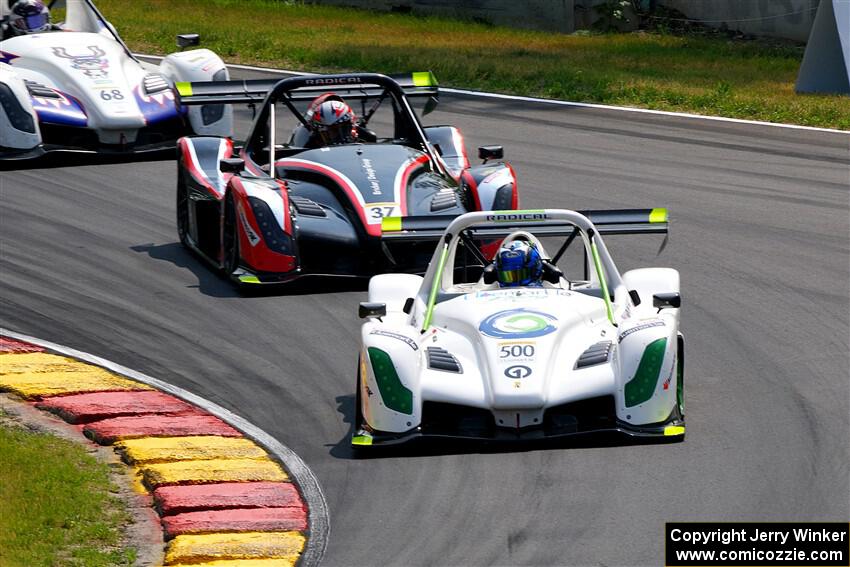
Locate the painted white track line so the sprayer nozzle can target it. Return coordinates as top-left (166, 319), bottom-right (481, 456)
top-left (138, 54), bottom-right (849, 135)
top-left (0, 327), bottom-right (329, 567)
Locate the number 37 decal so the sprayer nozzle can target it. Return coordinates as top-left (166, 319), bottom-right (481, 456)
top-left (367, 203), bottom-right (397, 222)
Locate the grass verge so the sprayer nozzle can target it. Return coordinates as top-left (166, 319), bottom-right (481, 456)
top-left (0, 420), bottom-right (136, 567)
top-left (93, 0), bottom-right (850, 129)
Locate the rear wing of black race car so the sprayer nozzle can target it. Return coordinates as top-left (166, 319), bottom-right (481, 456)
top-left (381, 208), bottom-right (669, 242)
top-left (174, 71), bottom-right (439, 106)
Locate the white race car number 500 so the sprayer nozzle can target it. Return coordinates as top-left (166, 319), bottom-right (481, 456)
top-left (500, 344), bottom-right (535, 358)
top-left (497, 341), bottom-right (536, 364)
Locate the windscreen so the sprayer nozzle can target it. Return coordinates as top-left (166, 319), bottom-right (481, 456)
top-left (49, 0), bottom-right (107, 34)
top-left (446, 225), bottom-right (596, 290)
top-left (244, 92), bottom-right (405, 166)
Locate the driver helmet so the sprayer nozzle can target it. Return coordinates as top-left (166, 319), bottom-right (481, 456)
top-left (8, 0), bottom-right (50, 35)
top-left (495, 238), bottom-right (543, 287)
top-left (306, 94), bottom-right (357, 146)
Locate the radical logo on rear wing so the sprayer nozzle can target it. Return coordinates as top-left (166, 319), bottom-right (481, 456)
top-left (381, 208), bottom-right (669, 241)
top-left (485, 210), bottom-right (548, 222)
top-left (174, 71), bottom-right (439, 106)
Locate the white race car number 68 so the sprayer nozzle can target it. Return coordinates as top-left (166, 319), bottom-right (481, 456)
top-left (99, 89), bottom-right (125, 101)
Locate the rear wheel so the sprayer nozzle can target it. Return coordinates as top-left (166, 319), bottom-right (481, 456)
top-left (222, 192), bottom-right (239, 275)
top-left (176, 170), bottom-right (190, 248)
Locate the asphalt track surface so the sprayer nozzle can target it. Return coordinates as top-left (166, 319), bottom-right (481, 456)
top-left (2, 67), bottom-right (849, 566)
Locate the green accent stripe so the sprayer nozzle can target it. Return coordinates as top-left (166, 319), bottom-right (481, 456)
top-left (382, 216), bottom-right (402, 232)
top-left (624, 338), bottom-right (668, 407)
top-left (649, 208), bottom-right (668, 223)
top-left (590, 240), bottom-right (615, 326)
top-left (238, 275), bottom-right (261, 284)
top-left (412, 71), bottom-right (437, 87)
top-left (351, 434), bottom-right (373, 446)
top-left (367, 347), bottom-right (413, 415)
top-left (175, 82), bottom-right (193, 97)
top-left (422, 242), bottom-right (449, 331)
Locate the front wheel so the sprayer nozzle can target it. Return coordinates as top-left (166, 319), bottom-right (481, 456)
top-left (176, 170), bottom-right (191, 248)
top-left (676, 334), bottom-right (685, 420)
top-left (350, 357), bottom-right (370, 454)
top-left (222, 192), bottom-right (240, 275)
top-left (354, 357), bottom-right (365, 430)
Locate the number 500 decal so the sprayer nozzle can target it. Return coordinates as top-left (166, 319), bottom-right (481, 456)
top-left (500, 344), bottom-right (535, 358)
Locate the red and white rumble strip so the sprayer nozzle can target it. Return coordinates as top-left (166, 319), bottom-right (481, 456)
top-left (0, 331), bottom-right (328, 566)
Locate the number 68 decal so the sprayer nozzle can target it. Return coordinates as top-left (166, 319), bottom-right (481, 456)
top-left (99, 89), bottom-right (125, 101)
top-left (367, 203), bottom-right (397, 222)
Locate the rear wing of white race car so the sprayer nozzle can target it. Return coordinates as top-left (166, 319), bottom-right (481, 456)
top-left (381, 208), bottom-right (669, 242)
top-left (174, 71), bottom-right (439, 106)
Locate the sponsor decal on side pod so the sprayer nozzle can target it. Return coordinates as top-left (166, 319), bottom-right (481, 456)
top-left (618, 320), bottom-right (665, 343)
top-left (369, 329), bottom-right (419, 351)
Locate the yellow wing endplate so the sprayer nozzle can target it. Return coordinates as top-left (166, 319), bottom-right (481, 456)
top-left (175, 82), bottom-right (193, 97)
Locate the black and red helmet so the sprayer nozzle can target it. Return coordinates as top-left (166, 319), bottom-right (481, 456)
top-left (306, 94), bottom-right (358, 146)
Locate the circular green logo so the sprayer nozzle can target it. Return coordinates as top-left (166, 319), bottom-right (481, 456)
top-left (479, 309), bottom-right (557, 339)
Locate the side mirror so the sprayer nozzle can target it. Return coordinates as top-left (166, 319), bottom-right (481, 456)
top-left (359, 302), bottom-right (387, 319)
top-left (402, 297), bottom-right (414, 314)
top-left (176, 34), bottom-right (201, 50)
top-left (478, 145), bottom-right (503, 163)
top-left (220, 158), bottom-right (245, 174)
top-left (653, 292), bottom-right (681, 310)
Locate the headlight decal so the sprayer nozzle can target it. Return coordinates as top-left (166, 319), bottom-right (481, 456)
top-left (0, 83), bottom-right (36, 133)
top-left (624, 338), bottom-right (667, 407)
top-left (367, 347), bottom-right (413, 415)
top-left (247, 196), bottom-right (292, 255)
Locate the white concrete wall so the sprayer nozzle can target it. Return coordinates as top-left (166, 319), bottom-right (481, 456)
top-left (303, 0), bottom-right (575, 33)
top-left (304, 0), bottom-right (819, 41)
top-left (661, 0), bottom-right (820, 42)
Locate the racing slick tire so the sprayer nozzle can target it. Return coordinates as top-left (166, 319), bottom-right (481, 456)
top-left (176, 171), bottom-right (191, 249)
top-left (354, 359), bottom-right (361, 414)
top-left (222, 191), bottom-right (240, 277)
top-left (352, 359), bottom-right (365, 454)
top-left (676, 333), bottom-right (685, 420)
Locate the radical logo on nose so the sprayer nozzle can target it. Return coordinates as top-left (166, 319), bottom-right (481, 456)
top-left (479, 309), bottom-right (557, 339)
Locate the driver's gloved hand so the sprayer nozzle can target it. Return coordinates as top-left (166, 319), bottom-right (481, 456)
top-left (541, 261), bottom-right (563, 284)
top-left (356, 126), bottom-right (377, 143)
top-left (482, 263), bottom-right (498, 284)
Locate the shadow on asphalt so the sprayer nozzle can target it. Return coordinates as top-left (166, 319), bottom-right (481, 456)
top-left (130, 242), bottom-right (240, 299)
top-left (328, 393), bottom-right (681, 461)
top-left (0, 149), bottom-right (174, 171)
top-left (131, 242), bottom-right (369, 298)
top-left (240, 276), bottom-right (369, 297)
